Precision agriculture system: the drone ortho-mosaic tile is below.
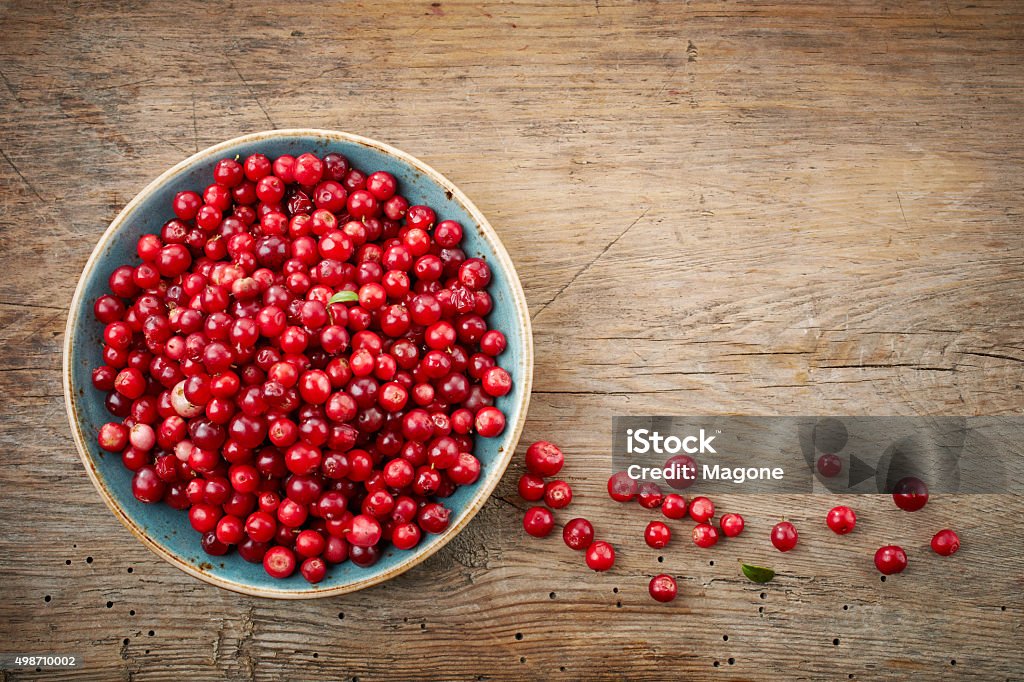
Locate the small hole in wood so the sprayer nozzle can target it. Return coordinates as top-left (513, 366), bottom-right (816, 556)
top-left (148, 630), bottom-right (155, 637)
top-left (880, 576), bottom-right (886, 582)
top-left (728, 658), bottom-right (735, 665)
top-left (833, 639), bottom-right (840, 646)
top-left (760, 592), bottom-right (767, 599)
top-left (65, 560), bottom-right (71, 565)
top-left (130, 610), bottom-right (136, 616)
top-left (338, 612), bottom-right (345, 620)
top-left (106, 601), bottom-right (113, 608)
top-left (723, 635), bottom-right (728, 641)
top-left (848, 675), bottom-right (854, 679)
top-left (145, 650), bottom-right (150, 654)
top-left (420, 623), bottom-right (426, 630)
top-left (560, 666), bottom-right (566, 672)
top-left (515, 633), bottom-right (523, 641)
top-left (549, 592), bottom-right (556, 599)
top-left (1001, 606), bottom-right (1007, 611)
top-left (658, 556), bottom-right (664, 563)
top-left (843, 605), bottom-right (849, 611)
top-left (612, 587), bottom-right (619, 594)
top-left (713, 661), bottom-right (720, 667)
top-left (127, 567), bottom-right (134, 573)
top-left (123, 638), bottom-right (130, 645)
top-left (616, 601), bottom-right (622, 608)
top-left (519, 657), bottom-right (526, 664)
top-left (44, 595), bottom-right (51, 602)
top-left (86, 557), bottom-right (93, 564)
top-left (313, 653), bottom-right (319, 659)
top-left (950, 660), bottom-right (956, 666)
top-left (758, 607), bottom-right (764, 613)
top-left (709, 560), bottom-right (715, 566)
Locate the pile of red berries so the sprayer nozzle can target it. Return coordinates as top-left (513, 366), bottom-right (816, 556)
top-left (521, 452), bottom-right (961, 604)
top-left (91, 150), bottom-right (514, 583)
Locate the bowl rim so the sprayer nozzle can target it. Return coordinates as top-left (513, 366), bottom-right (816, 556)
top-left (62, 129), bottom-right (534, 599)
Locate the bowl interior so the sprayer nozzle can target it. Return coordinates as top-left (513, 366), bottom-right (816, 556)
top-left (66, 131), bottom-right (531, 597)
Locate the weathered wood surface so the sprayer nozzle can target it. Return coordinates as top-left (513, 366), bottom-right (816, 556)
top-left (1, 0), bottom-right (1023, 679)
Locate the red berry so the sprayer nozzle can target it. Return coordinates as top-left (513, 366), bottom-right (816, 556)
top-left (474, 407), bottom-right (505, 437)
top-left (648, 574), bottom-right (678, 603)
top-left (817, 453), bottom-right (842, 478)
top-left (607, 471), bottom-right (638, 502)
top-left (892, 476), bottom-right (929, 512)
top-left (661, 493), bottom-right (688, 519)
top-left (637, 482), bottom-right (663, 509)
top-left (300, 557), bottom-right (327, 583)
top-left (585, 541), bottom-right (615, 571)
top-left (543, 480), bottom-right (573, 509)
top-left (663, 454), bottom-right (697, 490)
top-left (562, 518), bottom-right (594, 551)
top-left (874, 545), bottom-right (908, 574)
top-left (692, 523), bottom-right (719, 548)
top-left (518, 473), bottom-right (546, 502)
top-left (930, 529), bottom-right (960, 556)
top-left (826, 506), bottom-right (857, 535)
top-left (688, 496), bottom-right (714, 523)
top-left (719, 512), bottom-right (745, 538)
top-left (525, 441), bottom-right (564, 477)
top-left (644, 521), bottom-right (672, 549)
top-left (771, 521), bottom-right (798, 552)
top-left (523, 506), bottom-right (555, 538)
top-left (263, 546), bottom-right (297, 579)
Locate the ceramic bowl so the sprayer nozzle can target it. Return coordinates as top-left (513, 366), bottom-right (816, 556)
top-left (63, 130), bottom-right (533, 598)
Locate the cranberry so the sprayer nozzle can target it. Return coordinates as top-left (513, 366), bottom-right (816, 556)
top-left (874, 545), bottom-right (908, 575)
top-left (562, 518), bottom-right (594, 551)
top-left (692, 523), bottom-right (719, 548)
top-left (132, 466), bottom-right (166, 503)
top-left (688, 496), bottom-right (714, 523)
top-left (719, 513), bottom-right (745, 538)
top-left (263, 546), bottom-right (297, 579)
top-left (645, 521), bottom-right (672, 549)
top-left (474, 407), bottom-right (505, 437)
top-left (771, 521), bottom-right (798, 552)
top-left (661, 494), bottom-right (688, 520)
top-left (585, 541), bottom-right (615, 571)
top-left (518, 474), bottom-right (546, 501)
top-left (525, 441), bottom-right (564, 476)
top-left (817, 453), bottom-right (842, 478)
top-left (607, 471), bottom-right (638, 502)
top-left (826, 506), bottom-right (856, 535)
top-left (300, 557), bottom-right (327, 583)
top-left (543, 480), bottom-right (573, 509)
top-left (892, 476), bottom-right (929, 512)
top-left (930, 529), bottom-right (960, 556)
top-left (637, 482), bottom-right (663, 509)
top-left (348, 514), bottom-right (382, 547)
top-left (649, 574), bottom-right (678, 603)
top-left (417, 503), bottom-right (451, 534)
top-left (663, 454), bottom-right (697, 490)
top-left (523, 506), bottom-right (554, 538)
top-left (392, 522), bottom-right (422, 550)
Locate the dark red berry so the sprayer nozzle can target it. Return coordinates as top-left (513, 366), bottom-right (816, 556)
top-left (771, 521), bottom-right (798, 552)
top-left (874, 545), bottom-right (908, 574)
top-left (525, 441), bottom-right (564, 477)
top-left (562, 518), bottom-right (594, 551)
top-left (892, 476), bottom-right (929, 512)
top-left (688, 496), bottom-right (714, 523)
top-left (649, 574), bottom-right (678, 603)
top-left (930, 529), bottom-right (960, 556)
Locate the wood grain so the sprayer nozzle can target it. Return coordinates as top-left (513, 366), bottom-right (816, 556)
top-left (1, 0), bottom-right (1023, 679)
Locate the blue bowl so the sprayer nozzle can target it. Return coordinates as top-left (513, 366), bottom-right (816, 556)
top-left (63, 130), bottom-right (533, 598)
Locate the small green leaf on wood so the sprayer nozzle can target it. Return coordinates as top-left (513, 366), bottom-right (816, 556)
top-left (327, 291), bottom-right (359, 306)
top-left (740, 562), bottom-right (775, 583)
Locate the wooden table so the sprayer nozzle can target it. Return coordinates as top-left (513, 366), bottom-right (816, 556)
top-left (1, 1), bottom-right (1022, 679)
